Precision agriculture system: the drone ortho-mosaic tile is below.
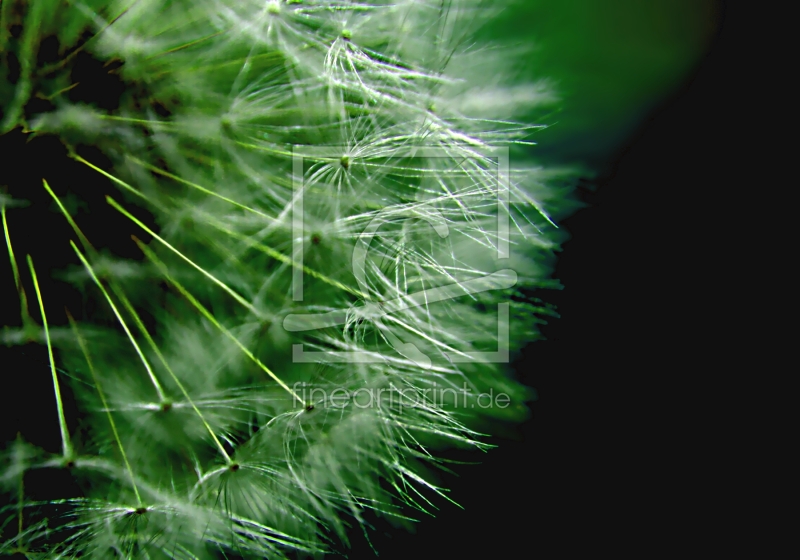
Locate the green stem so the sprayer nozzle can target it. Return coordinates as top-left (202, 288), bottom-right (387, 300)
top-left (67, 311), bottom-right (144, 507)
top-left (134, 236), bottom-right (305, 408)
top-left (106, 196), bottom-right (264, 319)
top-left (2, 207), bottom-right (32, 324)
top-left (70, 242), bottom-right (168, 402)
top-left (27, 255), bottom-right (73, 460)
top-left (84, 241), bottom-right (234, 464)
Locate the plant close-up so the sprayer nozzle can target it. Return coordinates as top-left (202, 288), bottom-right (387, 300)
top-left (0, 0), bottom-right (717, 558)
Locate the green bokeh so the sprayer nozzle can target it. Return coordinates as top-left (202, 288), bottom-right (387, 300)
top-left (484, 0), bottom-right (719, 166)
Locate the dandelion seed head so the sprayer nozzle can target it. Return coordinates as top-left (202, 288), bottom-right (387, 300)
top-left (1, 0), bottom-right (575, 556)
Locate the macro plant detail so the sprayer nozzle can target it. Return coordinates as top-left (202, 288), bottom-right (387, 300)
top-left (1, 0), bottom-right (575, 558)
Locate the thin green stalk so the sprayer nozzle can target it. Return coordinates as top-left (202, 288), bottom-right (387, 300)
top-left (84, 263), bottom-right (233, 467)
top-left (71, 155), bottom-right (160, 208)
top-left (201, 209), bottom-right (362, 298)
top-left (16, 434), bottom-right (24, 539)
top-left (70, 242), bottom-right (168, 402)
top-left (128, 156), bottom-right (275, 222)
top-left (41, 180), bottom-right (93, 250)
top-left (133, 236), bottom-right (305, 407)
top-left (67, 310), bottom-right (144, 507)
top-left (119, 160), bottom-right (360, 296)
top-left (106, 196), bottom-right (263, 318)
top-left (77, 157), bottom-right (357, 302)
top-left (26, 255), bottom-right (73, 460)
top-left (46, 180), bottom-right (230, 466)
top-left (2, 207), bottom-right (31, 323)
top-left (71, 240), bottom-right (231, 463)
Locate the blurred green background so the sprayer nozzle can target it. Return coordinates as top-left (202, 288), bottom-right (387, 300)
top-left (482, 0), bottom-right (719, 168)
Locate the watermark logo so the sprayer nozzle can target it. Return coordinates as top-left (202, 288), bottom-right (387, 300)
top-left (292, 382), bottom-right (512, 411)
top-left (284, 146), bottom-right (514, 367)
